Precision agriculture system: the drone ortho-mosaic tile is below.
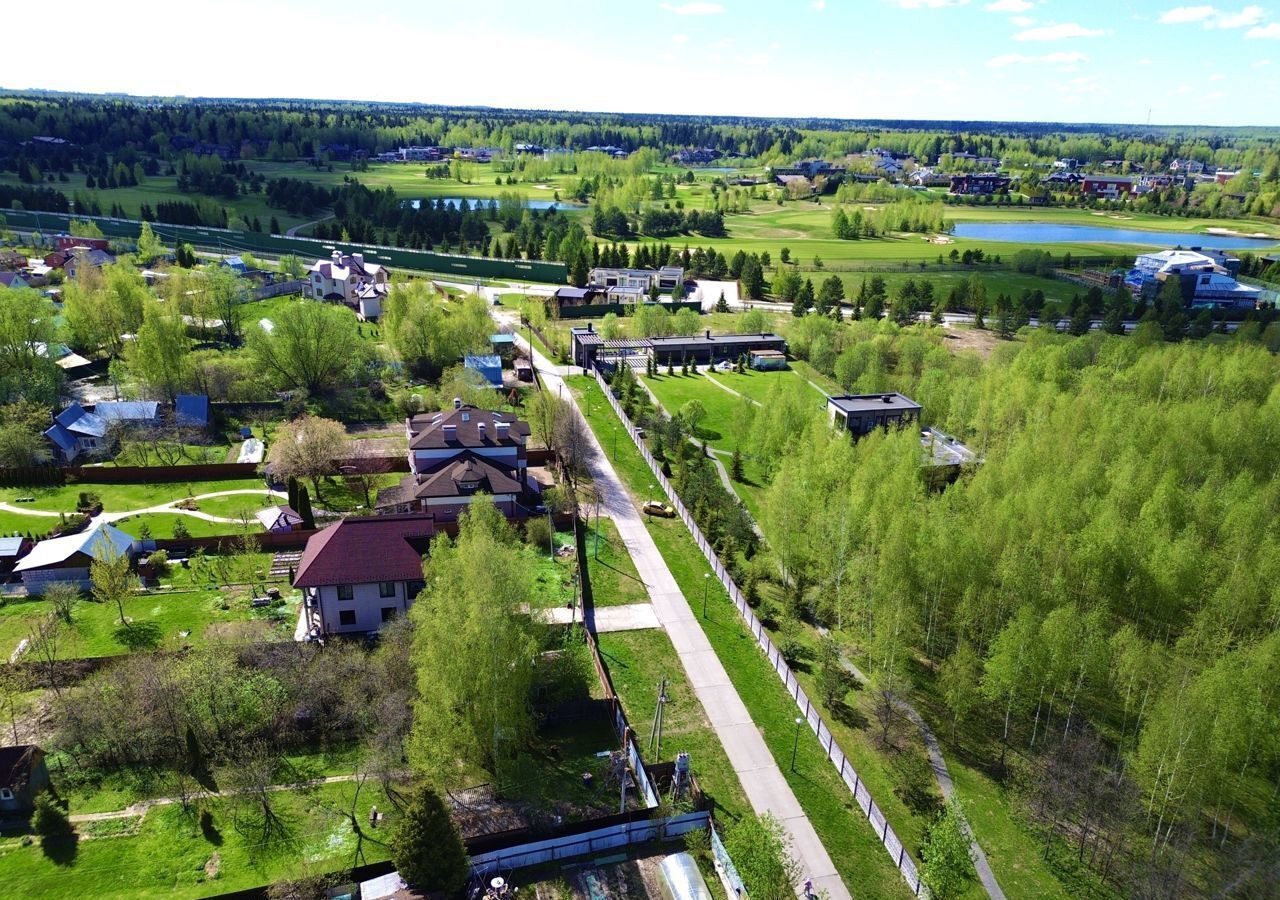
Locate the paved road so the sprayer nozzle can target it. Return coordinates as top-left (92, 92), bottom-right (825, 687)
top-left (513, 332), bottom-right (849, 900)
top-left (284, 214), bottom-right (334, 237)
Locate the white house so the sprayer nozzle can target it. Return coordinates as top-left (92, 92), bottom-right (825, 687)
top-left (292, 514), bottom-right (434, 636)
top-left (15, 524), bottom-right (137, 594)
top-left (307, 251), bottom-right (390, 320)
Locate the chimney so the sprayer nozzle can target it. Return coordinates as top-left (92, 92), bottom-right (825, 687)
top-left (453, 397), bottom-right (462, 409)
top-left (705, 329), bottom-right (711, 340)
top-left (883, 394), bottom-right (894, 403)
top-left (495, 421), bottom-right (510, 440)
top-left (443, 424), bottom-right (457, 441)
top-left (331, 250), bottom-right (342, 265)
top-left (587, 322), bottom-right (594, 332)
top-left (478, 422), bottom-right (487, 440)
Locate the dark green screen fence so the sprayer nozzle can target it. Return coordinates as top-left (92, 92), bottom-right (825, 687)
top-left (2, 208), bottom-right (568, 284)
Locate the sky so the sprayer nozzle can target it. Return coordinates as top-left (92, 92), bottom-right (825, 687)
top-left (0, 0), bottom-right (1275, 127)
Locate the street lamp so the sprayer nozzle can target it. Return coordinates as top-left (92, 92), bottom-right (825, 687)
top-left (702, 573), bottom-right (710, 618)
top-left (611, 425), bottom-right (618, 460)
top-left (791, 716), bottom-right (804, 772)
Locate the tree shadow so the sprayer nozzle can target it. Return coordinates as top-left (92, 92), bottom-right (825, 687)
top-left (693, 427), bottom-right (723, 442)
top-left (40, 833), bottom-right (79, 866)
top-left (199, 809), bottom-right (223, 846)
top-left (831, 698), bottom-right (868, 731)
top-left (113, 620), bottom-right (163, 651)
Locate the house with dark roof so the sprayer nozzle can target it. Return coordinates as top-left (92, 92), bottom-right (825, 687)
top-left (375, 400), bottom-right (534, 521)
top-left (827, 393), bottom-right (922, 438)
top-left (307, 251), bottom-right (390, 321)
top-left (0, 537), bottom-right (33, 579)
top-left (293, 514), bottom-right (435, 636)
top-left (44, 247), bottom-right (115, 279)
top-left (0, 745), bottom-right (49, 821)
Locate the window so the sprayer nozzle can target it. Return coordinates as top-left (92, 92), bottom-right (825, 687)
top-left (338, 610), bottom-right (356, 627)
top-left (381, 607), bottom-right (397, 623)
top-left (406, 580), bottom-right (425, 599)
top-left (337, 584), bottom-right (354, 601)
top-left (379, 581), bottom-right (395, 598)
top-left (0, 788), bottom-right (12, 801)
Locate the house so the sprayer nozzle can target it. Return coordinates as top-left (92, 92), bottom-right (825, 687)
top-left (375, 400), bottom-right (534, 521)
top-left (827, 393), bottom-right (922, 438)
top-left (174, 394), bottom-right (210, 429)
top-left (0, 745), bottom-right (50, 821)
top-left (293, 514), bottom-right (435, 637)
top-left (950, 174), bottom-right (1011, 196)
top-left (0, 537), bottom-right (33, 579)
top-left (221, 255), bottom-right (248, 275)
top-left (771, 160), bottom-right (847, 184)
top-left (588, 267), bottom-right (684, 294)
top-left (307, 251), bottom-right (390, 320)
top-left (53, 235), bottom-right (109, 253)
top-left (1080, 176), bottom-right (1135, 199)
top-left (0, 272), bottom-right (28, 290)
top-left (552, 286), bottom-right (604, 309)
top-left (45, 247), bottom-right (115, 278)
top-left (1053, 158), bottom-right (1079, 170)
top-left (671, 148), bottom-right (721, 165)
top-left (44, 401), bottom-right (160, 463)
top-left (14, 523), bottom-right (137, 594)
top-left (646, 331), bottom-right (787, 367)
top-left (1169, 158), bottom-right (1206, 175)
top-left (0, 251), bottom-right (27, 271)
top-left (1125, 249), bottom-right (1261, 309)
top-left (256, 505), bottom-right (307, 533)
top-left (464, 354), bottom-right (503, 388)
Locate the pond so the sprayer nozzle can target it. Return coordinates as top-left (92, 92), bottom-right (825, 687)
top-left (951, 222), bottom-right (1279, 250)
top-left (408, 197), bottom-right (583, 211)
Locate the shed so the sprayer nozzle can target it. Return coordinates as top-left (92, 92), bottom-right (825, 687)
top-left (14, 523), bottom-right (137, 594)
top-left (749, 349), bottom-right (789, 370)
top-left (0, 537), bottom-right (33, 578)
top-left (464, 354), bottom-right (504, 388)
top-left (174, 394), bottom-right (210, 429)
top-left (0, 745), bottom-right (50, 820)
top-left (489, 333), bottom-right (516, 360)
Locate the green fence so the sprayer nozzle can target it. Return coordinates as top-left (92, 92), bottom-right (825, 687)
top-left (556, 301), bottom-right (702, 319)
top-left (2, 208), bottom-right (569, 284)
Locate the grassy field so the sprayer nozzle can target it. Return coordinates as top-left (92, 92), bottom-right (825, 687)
top-left (595, 628), bottom-right (749, 821)
top-left (569, 375), bottom-right (913, 900)
top-left (0, 480), bottom-right (268, 516)
top-left (0, 779), bottom-right (396, 900)
top-left (583, 518), bottom-right (649, 608)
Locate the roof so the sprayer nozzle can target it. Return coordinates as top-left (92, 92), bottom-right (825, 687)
top-left (256, 505), bottom-right (303, 531)
top-left (489, 333), bottom-right (516, 344)
top-left (648, 332), bottom-right (786, 347)
top-left (293, 514), bottom-right (436, 588)
top-left (0, 745), bottom-right (42, 790)
top-left (464, 354), bottom-right (502, 369)
top-left (15, 523), bottom-right (135, 572)
top-left (827, 393), bottom-right (922, 415)
top-left (0, 272), bottom-right (27, 288)
top-left (407, 405), bottom-right (530, 451)
top-left (555, 287), bottom-right (592, 300)
top-left (571, 328), bottom-right (602, 345)
top-left (0, 537), bottom-right (28, 558)
top-left (174, 394), bottom-right (210, 427)
top-left (94, 401), bottom-right (160, 423)
top-left (411, 452), bottom-right (523, 499)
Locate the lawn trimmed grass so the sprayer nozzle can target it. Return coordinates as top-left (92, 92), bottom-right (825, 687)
top-left (569, 375), bottom-right (912, 900)
top-left (110, 513), bottom-right (255, 540)
top-left (595, 628), bottom-right (749, 822)
top-left (584, 517), bottom-right (649, 608)
top-left (0, 479), bottom-right (269, 516)
top-left (643, 372), bottom-right (752, 453)
top-left (0, 779), bottom-right (396, 900)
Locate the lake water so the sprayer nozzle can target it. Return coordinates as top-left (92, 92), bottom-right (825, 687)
top-left (408, 197), bottom-right (582, 211)
top-left (952, 222), bottom-right (1278, 250)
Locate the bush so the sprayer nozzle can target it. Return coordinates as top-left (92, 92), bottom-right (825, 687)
top-left (147, 549), bottom-right (170, 576)
top-left (524, 517), bottom-right (553, 551)
top-left (390, 785), bottom-right (469, 893)
top-left (33, 792), bottom-right (73, 840)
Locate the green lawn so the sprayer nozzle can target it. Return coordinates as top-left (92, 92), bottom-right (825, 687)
top-left (584, 518), bottom-right (649, 608)
top-left (569, 375), bottom-right (912, 900)
top-left (0, 480), bottom-right (268, 516)
top-left (595, 628), bottom-right (748, 822)
top-left (528, 530), bottom-right (576, 611)
top-left (109, 513), bottom-right (255, 540)
top-left (644, 373), bottom-right (751, 452)
top-left (0, 779), bottom-right (396, 899)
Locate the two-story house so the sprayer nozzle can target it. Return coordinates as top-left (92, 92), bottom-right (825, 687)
top-left (375, 400), bottom-right (534, 521)
top-left (293, 514), bottom-right (435, 637)
top-left (307, 251), bottom-right (390, 321)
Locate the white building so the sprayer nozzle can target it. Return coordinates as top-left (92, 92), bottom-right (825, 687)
top-left (1126, 249), bottom-right (1262, 310)
top-left (307, 251), bottom-right (390, 320)
top-left (588, 266), bottom-right (684, 294)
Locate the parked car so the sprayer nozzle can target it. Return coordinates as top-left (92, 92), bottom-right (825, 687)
top-left (643, 500), bottom-right (676, 518)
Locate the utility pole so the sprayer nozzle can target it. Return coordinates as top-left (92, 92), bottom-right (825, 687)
top-left (649, 677), bottom-right (668, 760)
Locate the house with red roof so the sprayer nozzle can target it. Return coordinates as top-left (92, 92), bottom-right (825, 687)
top-left (374, 399), bottom-right (536, 521)
top-left (293, 514), bottom-right (435, 637)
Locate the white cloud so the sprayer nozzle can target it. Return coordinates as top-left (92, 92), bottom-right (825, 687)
top-left (712, 37), bottom-right (733, 48)
top-left (1015, 22), bottom-right (1106, 40)
top-left (1213, 5), bottom-right (1265, 27)
top-left (1247, 21), bottom-right (1280, 35)
top-left (659, 2), bottom-right (724, 14)
top-left (987, 50), bottom-right (1088, 66)
top-left (891, 0), bottom-right (969, 8)
top-left (1139, 57), bottom-right (1153, 64)
top-left (1209, 71), bottom-right (1225, 79)
top-left (1010, 15), bottom-right (1034, 25)
top-left (1252, 57), bottom-right (1273, 66)
top-left (984, 0), bottom-right (1031, 10)
top-left (811, 0), bottom-right (827, 9)
top-left (672, 33), bottom-right (689, 43)
top-left (1159, 5), bottom-right (1216, 23)
top-left (745, 52), bottom-right (770, 65)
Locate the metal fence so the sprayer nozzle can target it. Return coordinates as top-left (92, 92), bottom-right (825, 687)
top-left (594, 371), bottom-right (925, 897)
top-left (710, 826), bottom-right (749, 898)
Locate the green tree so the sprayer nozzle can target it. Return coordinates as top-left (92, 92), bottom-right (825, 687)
top-left (269, 415), bottom-right (346, 501)
top-left (33, 791), bottom-right (74, 842)
top-left (921, 800), bottom-right (974, 900)
top-left (408, 502), bottom-right (537, 782)
top-left (296, 485), bottom-right (315, 529)
top-left (389, 784), bottom-right (469, 893)
top-left (91, 543), bottom-right (135, 630)
top-left (135, 221), bottom-right (163, 263)
top-left (249, 301), bottom-right (361, 393)
top-left (679, 399), bottom-right (707, 435)
top-left (723, 814), bottom-right (800, 900)
top-left (127, 300), bottom-right (193, 401)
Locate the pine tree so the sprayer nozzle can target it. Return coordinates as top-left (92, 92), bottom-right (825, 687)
top-left (715, 291), bottom-right (729, 313)
top-left (297, 485), bottom-right (315, 530)
top-left (33, 792), bottom-right (73, 842)
top-left (389, 784), bottom-right (469, 892)
top-left (730, 449), bottom-right (744, 482)
top-left (287, 476), bottom-right (299, 511)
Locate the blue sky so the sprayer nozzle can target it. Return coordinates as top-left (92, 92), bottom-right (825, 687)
top-left (0, 0), bottom-right (1274, 126)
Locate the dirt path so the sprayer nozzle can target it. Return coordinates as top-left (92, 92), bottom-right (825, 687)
top-left (285, 214), bottom-right (334, 237)
top-left (703, 372), bottom-right (762, 406)
top-left (0, 489), bottom-right (286, 528)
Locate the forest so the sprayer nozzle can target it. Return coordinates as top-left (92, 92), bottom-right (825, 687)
top-left (735, 323), bottom-right (1280, 895)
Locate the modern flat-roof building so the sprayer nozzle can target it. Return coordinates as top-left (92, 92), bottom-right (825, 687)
top-left (1126, 249), bottom-right (1261, 310)
top-left (827, 393), bottom-right (922, 438)
top-left (569, 325), bottom-right (787, 371)
top-left (588, 267), bottom-right (684, 294)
